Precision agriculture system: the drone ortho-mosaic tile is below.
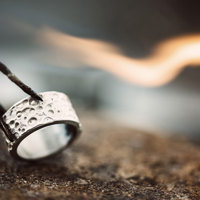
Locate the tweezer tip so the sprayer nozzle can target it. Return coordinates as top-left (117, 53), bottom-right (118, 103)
top-left (37, 96), bottom-right (43, 102)
top-left (33, 93), bottom-right (43, 102)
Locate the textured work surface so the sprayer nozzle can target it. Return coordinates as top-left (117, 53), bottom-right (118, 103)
top-left (0, 111), bottom-right (200, 200)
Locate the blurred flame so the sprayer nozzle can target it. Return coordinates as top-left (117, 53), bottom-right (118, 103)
top-left (38, 28), bottom-right (200, 87)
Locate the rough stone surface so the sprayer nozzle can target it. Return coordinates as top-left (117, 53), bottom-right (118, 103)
top-left (0, 111), bottom-right (200, 200)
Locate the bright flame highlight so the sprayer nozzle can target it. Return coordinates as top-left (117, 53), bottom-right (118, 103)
top-left (37, 28), bottom-right (200, 87)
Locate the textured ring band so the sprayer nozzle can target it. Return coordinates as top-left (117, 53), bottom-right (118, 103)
top-left (0, 91), bottom-right (82, 161)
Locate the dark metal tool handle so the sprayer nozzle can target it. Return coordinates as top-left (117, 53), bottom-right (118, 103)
top-left (0, 61), bottom-right (42, 116)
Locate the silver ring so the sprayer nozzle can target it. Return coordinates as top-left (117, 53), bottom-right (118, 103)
top-left (0, 91), bottom-right (82, 161)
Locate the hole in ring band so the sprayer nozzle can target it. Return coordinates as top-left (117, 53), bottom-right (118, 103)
top-left (17, 124), bottom-right (77, 160)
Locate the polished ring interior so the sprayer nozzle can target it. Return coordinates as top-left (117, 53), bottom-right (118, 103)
top-left (1, 91), bottom-right (81, 161)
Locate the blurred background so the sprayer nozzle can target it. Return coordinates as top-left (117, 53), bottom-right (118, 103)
top-left (1, 0), bottom-right (200, 139)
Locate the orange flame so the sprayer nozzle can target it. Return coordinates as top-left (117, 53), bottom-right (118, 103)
top-left (37, 28), bottom-right (200, 87)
